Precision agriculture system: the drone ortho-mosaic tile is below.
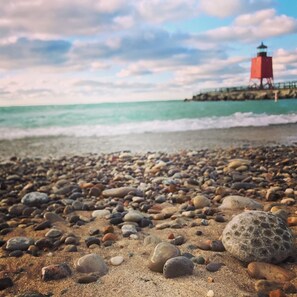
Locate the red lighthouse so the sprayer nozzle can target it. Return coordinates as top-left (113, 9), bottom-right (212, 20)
top-left (250, 42), bottom-right (273, 89)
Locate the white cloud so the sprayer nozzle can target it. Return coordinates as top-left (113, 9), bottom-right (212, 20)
top-left (199, 0), bottom-right (273, 18)
top-left (201, 9), bottom-right (297, 43)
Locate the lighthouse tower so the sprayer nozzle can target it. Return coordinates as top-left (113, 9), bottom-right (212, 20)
top-left (250, 42), bottom-right (273, 89)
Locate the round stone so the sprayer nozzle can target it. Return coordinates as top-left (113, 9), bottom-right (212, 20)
top-left (6, 237), bottom-right (34, 251)
top-left (192, 195), bottom-right (210, 209)
top-left (148, 242), bottom-right (180, 272)
top-left (45, 228), bottom-right (62, 238)
top-left (121, 224), bottom-right (137, 237)
top-left (163, 256), bottom-right (194, 278)
top-left (222, 211), bottom-right (294, 263)
top-left (21, 192), bottom-right (49, 207)
top-left (110, 256), bottom-right (124, 266)
top-left (76, 253), bottom-right (108, 276)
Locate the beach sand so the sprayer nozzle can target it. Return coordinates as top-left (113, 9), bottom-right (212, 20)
top-left (0, 128), bottom-right (297, 297)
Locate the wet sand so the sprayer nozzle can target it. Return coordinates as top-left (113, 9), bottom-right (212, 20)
top-left (1, 124), bottom-right (297, 159)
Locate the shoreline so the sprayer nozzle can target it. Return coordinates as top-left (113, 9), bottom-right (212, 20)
top-left (1, 123), bottom-right (297, 159)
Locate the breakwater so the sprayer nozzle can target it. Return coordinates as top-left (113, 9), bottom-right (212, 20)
top-left (186, 81), bottom-right (297, 101)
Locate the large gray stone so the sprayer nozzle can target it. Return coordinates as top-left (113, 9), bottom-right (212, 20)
top-left (163, 256), bottom-right (194, 278)
top-left (6, 237), bottom-right (34, 251)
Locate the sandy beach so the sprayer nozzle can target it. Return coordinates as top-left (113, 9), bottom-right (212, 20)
top-left (0, 143), bottom-right (296, 297)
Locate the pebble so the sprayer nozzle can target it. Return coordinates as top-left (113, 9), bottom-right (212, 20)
top-left (45, 228), bottom-right (62, 238)
top-left (76, 253), bottom-right (108, 276)
top-left (247, 262), bottom-right (295, 282)
top-left (148, 242), bottom-right (180, 272)
top-left (0, 277), bottom-right (13, 290)
top-left (21, 192), bottom-right (49, 207)
top-left (222, 211), bottom-right (294, 263)
top-left (92, 210), bottom-right (110, 219)
top-left (34, 220), bottom-right (51, 231)
top-left (44, 212), bottom-right (65, 223)
top-left (123, 210), bottom-right (144, 223)
top-left (102, 187), bottom-right (137, 198)
top-left (206, 262), bottom-right (223, 272)
top-left (219, 195), bottom-right (262, 210)
top-left (192, 256), bottom-right (205, 264)
top-left (206, 290), bottom-right (215, 297)
top-left (85, 237), bottom-right (101, 248)
top-left (41, 263), bottom-right (72, 281)
top-left (76, 274), bottom-right (99, 284)
top-left (163, 256), bottom-right (194, 278)
top-left (6, 237), bottom-right (34, 251)
top-left (110, 256), bottom-right (124, 266)
top-left (255, 280), bottom-right (283, 294)
top-left (192, 195), bottom-right (211, 209)
top-left (143, 235), bottom-right (162, 247)
top-left (121, 224), bottom-right (137, 237)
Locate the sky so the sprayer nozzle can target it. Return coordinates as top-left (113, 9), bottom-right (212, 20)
top-left (0, 0), bottom-right (297, 106)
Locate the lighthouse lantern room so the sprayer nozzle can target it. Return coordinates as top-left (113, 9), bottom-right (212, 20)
top-left (250, 42), bottom-right (273, 89)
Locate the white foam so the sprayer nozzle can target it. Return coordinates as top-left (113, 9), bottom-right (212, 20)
top-left (1, 112), bottom-right (297, 140)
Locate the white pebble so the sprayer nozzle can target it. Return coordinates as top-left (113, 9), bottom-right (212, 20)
top-left (110, 256), bottom-right (124, 266)
top-left (207, 290), bottom-right (214, 297)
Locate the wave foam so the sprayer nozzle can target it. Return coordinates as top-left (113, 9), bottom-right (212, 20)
top-left (1, 112), bottom-right (297, 140)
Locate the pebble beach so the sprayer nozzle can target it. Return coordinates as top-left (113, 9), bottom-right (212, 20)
top-left (0, 142), bottom-right (297, 297)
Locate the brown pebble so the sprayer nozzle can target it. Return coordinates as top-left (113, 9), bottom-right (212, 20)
top-left (102, 233), bottom-right (117, 242)
top-left (248, 262), bottom-right (295, 283)
top-left (287, 217), bottom-right (297, 226)
top-left (103, 225), bottom-right (114, 234)
top-left (269, 289), bottom-right (286, 297)
top-left (255, 280), bottom-right (283, 294)
top-left (76, 274), bottom-right (98, 284)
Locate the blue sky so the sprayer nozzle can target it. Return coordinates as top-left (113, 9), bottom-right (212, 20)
top-left (0, 0), bottom-right (296, 106)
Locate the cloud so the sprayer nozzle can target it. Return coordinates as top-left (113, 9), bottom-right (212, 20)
top-left (199, 0), bottom-right (274, 18)
top-left (0, 38), bottom-right (71, 69)
top-left (200, 9), bottom-right (297, 43)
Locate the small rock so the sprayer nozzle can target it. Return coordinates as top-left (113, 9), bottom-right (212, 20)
top-left (76, 274), bottom-right (98, 284)
top-left (102, 187), bottom-right (137, 198)
top-left (41, 263), bottom-right (72, 281)
top-left (206, 262), bottom-right (223, 272)
top-left (123, 210), bottom-right (143, 223)
top-left (0, 277), bottom-right (13, 290)
top-left (148, 242), bottom-right (180, 272)
top-left (210, 240), bottom-right (225, 252)
top-left (34, 220), bottom-right (51, 231)
top-left (21, 192), bottom-right (49, 207)
top-left (85, 237), bottom-right (101, 248)
top-left (92, 210), bottom-right (110, 219)
top-left (121, 224), bottom-right (137, 237)
top-left (110, 256), bottom-right (124, 266)
top-left (143, 235), bottom-right (162, 247)
top-left (44, 212), bottom-right (65, 223)
top-left (248, 262), bottom-right (295, 283)
top-left (206, 290), bottom-right (215, 297)
top-left (76, 254), bottom-right (108, 276)
top-left (6, 237), bottom-right (34, 251)
top-left (192, 195), bottom-right (210, 209)
top-left (45, 228), bottom-right (62, 238)
top-left (163, 256), bottom-right (194, 278)
top-left (219, 195), bottom-right (262, 210)
top-left (255, 280), bottom-right (283, 294)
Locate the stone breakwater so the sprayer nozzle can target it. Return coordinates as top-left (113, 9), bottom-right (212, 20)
top-left (185, 88), bottom-right (297, 101)
top-left (0, 146), bottom-right (296, 296)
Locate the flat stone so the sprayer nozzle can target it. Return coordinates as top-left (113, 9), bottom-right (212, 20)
top-left (222, 211), bottom-right (294, 263)
top-left (219, 195), bottom-right (262, 210)
top-left (102, 187), bottom-right (137, 198)
top-left (206, 262), bottom-right (224, 272)
top-left (44, 212), bottom-right (65, 223)
top-left (255, 280), bottom-right (283, 294)
top-left (6, 237), bottom-right (34, 251)
top-left (148, 242), bottom-right (180, 272)
top-left (91, 209), bottom-right (110, 219)
top-left (41, 263), bottom-right (72, 281)
top-left (163, 256), bottom-right (194, 278)
top-left (228, 159), bottom-right (251, 169)
top-left (248, 262), bottom-right (295, 283)
top-left (76, 275), bottom-right (99, 284)
top-left (76, 253), bottom-right (108, 276)
top-left (21, 192), bottom-right (49, 207)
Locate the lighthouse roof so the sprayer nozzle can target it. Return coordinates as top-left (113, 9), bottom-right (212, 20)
top-left (257, 42), bottom-right (267, 49)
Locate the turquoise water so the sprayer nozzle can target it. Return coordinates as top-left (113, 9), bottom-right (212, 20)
top-left (0, 99), bottom-right (297, 139)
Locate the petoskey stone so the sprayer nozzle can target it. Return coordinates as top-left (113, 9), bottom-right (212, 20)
top-left (222, 211), bottom-right (294, 263)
